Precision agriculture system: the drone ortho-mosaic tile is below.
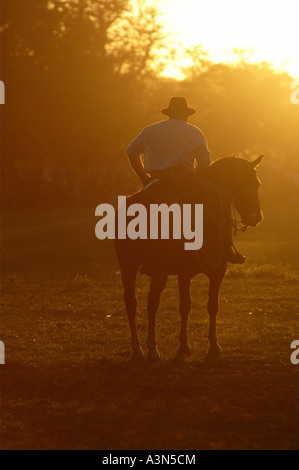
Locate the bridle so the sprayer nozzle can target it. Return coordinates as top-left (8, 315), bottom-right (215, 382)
top-left (231, 198), bottom-right (248, 237)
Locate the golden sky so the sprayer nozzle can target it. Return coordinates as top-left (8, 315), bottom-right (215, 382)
top-left (153, 0), bottom-right (299, 78)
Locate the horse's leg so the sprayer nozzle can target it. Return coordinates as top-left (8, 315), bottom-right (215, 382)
top-left (147, 271), bottom-right (168, 361)
top-left (207, 263), bottom-right (226, 358)
top-left (122, 266), bottom-right (144, 361)
top-left (175, 273), bottom-right (192, 360)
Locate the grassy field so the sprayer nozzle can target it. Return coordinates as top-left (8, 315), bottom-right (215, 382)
top-left (1, 204), bottom-right (298, 450)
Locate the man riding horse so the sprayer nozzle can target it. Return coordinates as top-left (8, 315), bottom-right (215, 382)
top-left (126, 96), bottom-right (245, 265)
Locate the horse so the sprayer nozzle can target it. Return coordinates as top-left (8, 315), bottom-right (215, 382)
top-left (114, 155), bottom-right (264, 362)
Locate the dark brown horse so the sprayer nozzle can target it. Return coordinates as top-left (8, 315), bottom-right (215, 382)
top-left (114, 155), bottom-right (263, 361)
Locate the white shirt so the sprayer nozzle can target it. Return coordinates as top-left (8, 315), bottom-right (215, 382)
top-left (126, 118), bottom-right (211, 172)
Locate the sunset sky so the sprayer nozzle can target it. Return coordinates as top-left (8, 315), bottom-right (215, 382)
top-left (151, 0), bottom-right (299, 78)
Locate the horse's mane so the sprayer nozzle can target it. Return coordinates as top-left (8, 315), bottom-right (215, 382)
top-left (207, 156), bottom-right (254, 182)
top-left (210, 156), bottom-right (248, 168)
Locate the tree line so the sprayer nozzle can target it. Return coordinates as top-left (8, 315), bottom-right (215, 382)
top-left (1, 0), bottom-right (298, 207)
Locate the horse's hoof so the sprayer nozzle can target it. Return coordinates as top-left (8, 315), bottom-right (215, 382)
top-left (130, 348), bottom-right (146, 363)
top-left (205, 345), bottom-right (222, 362)
top-left (175, 345), bottom-right (192, 362)
top-left (146, 349), bottom-right (161, 362)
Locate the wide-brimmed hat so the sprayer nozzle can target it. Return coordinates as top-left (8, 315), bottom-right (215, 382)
top-left (161, 97), bottom-right (196, 117)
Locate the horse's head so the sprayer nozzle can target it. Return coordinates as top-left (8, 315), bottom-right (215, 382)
top-left (209, 155), bottom-right (263, 227)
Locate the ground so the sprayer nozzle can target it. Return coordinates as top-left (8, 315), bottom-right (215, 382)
top-left (1, 204), bottom-right (298, 450)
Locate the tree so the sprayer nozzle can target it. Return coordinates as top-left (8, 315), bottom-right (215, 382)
top-left (0, 0), bottom-right (168, 206)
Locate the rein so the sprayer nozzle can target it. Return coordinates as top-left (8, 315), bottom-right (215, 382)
top-left (231, 199), bottom-right (247, 237)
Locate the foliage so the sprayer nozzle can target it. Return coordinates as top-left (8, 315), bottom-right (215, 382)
top-left (1, 0), bottom-right (298, 208)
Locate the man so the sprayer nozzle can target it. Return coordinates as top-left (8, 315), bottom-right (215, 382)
top-left (126, 97), bottom-right (210, 184)
top-left (126, 97), bottom-right (245, 264)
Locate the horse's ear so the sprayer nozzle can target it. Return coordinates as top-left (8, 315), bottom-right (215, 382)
top-left (251, 155), bottom-right (264, 168)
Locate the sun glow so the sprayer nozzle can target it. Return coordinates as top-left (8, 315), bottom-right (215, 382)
top-left (152, 0), bottom-right (299, 79)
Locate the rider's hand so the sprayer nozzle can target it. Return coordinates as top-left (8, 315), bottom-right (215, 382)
top-left (141, 174), bottom-right (151, 186)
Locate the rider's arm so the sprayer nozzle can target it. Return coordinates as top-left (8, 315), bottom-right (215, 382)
top-left (194, 129), bottom-right (211, 170)
top-left (126, 131), bottom-right (150, 185)
top-left (195, 144), bottom-right (211, 169)
top-left (128, 155), bottom-right (150, 186)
